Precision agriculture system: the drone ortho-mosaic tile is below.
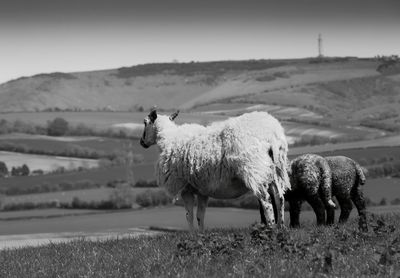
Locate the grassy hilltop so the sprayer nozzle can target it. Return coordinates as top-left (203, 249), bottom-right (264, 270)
top-left (1, 214), bottom-right (399, 277)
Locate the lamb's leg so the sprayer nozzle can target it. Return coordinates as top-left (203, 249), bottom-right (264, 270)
top-left (287, 193), bottom-right (303, 228)
top-left (181, 187), bottom-right (195, 232)
top-left (351, 186), bottom-right (368, 232)
top-left (306, 195), bottom-right (326, 225)
top-left (196, 194), bottom-right (209, 233)
top-left (336, 195), bottom-right (353, 224)
top-left (326, 206), bottom-right (335, 225)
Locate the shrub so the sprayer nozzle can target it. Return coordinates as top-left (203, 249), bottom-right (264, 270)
top-left (32, 169), bottom-right (44, 176)
top-left (10, 164), bottom-right (30, 177)
top-left (136, 189), bottom-right (172, 207)
top-left (47, 117), bottom-right (69, 136)
top-left (1, 179), bottom-right (101, 196)
top-left (0, 161), bottom-right (8, 177)
top-left (1, 200), bottom-right (60, 211)
top-left (390, 198), bottom-right (400, 205)
top-left (109, 183), bottom-right (135, 209)
top-left (21, 164), bottom-right (30, 176)
top-left (379, 198), bottom-right (388, 206)
top-left (0, 194), bottom-right (4, 209)
top-left (134, 180), bottom-right (158, 188)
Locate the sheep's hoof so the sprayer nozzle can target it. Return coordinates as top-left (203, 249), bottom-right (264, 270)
top-left (327, 200), bottom-right (336, 208)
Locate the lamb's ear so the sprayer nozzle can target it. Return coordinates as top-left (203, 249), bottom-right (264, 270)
top-left (169, 110), bottom-right (180, 121)
top-left (149, 106), bottom-right (157, 123)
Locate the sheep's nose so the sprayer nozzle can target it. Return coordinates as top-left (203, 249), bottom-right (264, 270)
top-left (140, 138), bottom-right (149, 148)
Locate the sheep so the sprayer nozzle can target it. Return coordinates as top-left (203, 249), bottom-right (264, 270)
top-left (286, 154), bottom-right (367, 231)
top-left (139, 108), bottom-right (291, 232)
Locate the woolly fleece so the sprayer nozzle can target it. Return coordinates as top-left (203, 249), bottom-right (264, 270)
top-left (146, 111), bottom-right (290, 201)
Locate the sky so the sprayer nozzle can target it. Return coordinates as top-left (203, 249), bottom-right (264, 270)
top-left (0, 0), bottom-right (399, 84)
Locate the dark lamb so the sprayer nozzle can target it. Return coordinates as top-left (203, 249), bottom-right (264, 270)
top-left (286, 154), bottom-right (367, 231)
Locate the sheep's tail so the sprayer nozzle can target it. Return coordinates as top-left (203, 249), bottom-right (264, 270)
top-left (271, 143), bottom-right (291, 197)
top-left (317, 158), bottom-right (336, 209)
top-left (267, 141), bottom-right (292, 226)
top-left (355, 162), bottom-right (366, 185)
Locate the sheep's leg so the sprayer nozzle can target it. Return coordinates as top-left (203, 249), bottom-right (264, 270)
top-left (351, 186), bottom-right (368, 232)
top-left (258, 200), bottom-right (267, 225)
top-left (181, 187), bottom-right (195, 232)
top-left (258, 192), bottom-right (276, 227)
top-left (336, 195), bottom-right (353, 224)
top-left (196, 194), bottom-right (209, 233)
top-left (268, 182), bottom-right (284, 227)
top-left (306, 195), bottom-right (326, 225)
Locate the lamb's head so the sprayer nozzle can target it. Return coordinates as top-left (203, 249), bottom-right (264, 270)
top-left (139, 107), bottom-right (180, 148)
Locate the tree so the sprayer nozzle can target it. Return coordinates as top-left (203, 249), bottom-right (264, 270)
top-left (0, 161), bottom-right (8, 177)
top-left (11, 167), bottom-right (18, 176)
top-left (47, 117), bottom-right (69, 136)
top-left (21, 164), bottom-right (30, 176)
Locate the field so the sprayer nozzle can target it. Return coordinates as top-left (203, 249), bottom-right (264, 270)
top-left (289, 134), bottom-right (400, 156)
top-left (0, 111), bottom-right (226, 131)
top-left (0, 164), bottom-right (156, 195)
top-left (363, 178), bottom-right (400, 203)
top-left (2, 187), bottom-right (156, 208)
top-left (0, 151), bottom-right (98, 173)
top-left (0, 133), bottom-right (160, 164)
top-left (1, 175), bottom-right (399, 208)
top-left (0, 211), bottom-right (399, 277)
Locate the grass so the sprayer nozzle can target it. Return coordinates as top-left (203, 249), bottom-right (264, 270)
top-left (0, 135), bottom-right (160, 164)
top-left (0, 151), bottom-right (98, 173)
top-left (310, 146), bottom-right (400, 165)
top-left (0, 112), bottom-right (226, 130)
top-left (0, 213), bottom-right (399, 277)
top-left (363, 177), bottom-right (400, 203)
top-left (0, 164), bottom-right (156, 195)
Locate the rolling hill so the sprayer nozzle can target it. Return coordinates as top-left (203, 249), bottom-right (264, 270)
top-left (0, 58), bottom-right (399, 131)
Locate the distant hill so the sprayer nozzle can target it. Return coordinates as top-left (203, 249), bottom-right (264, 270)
top-left (0, 57), bottom-right (399, 129)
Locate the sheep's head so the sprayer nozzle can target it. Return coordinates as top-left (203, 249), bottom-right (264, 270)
top-left (139, 107), bottom-right (180, 148)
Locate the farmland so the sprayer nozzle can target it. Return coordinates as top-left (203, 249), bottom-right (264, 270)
top-left (0, 164), bottom-right (156, 195)
top-left (0, 151), bottom-right (98, 173)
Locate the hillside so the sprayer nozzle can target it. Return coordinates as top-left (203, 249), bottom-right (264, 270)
top-left (0, 58), bottom-right (399, 130)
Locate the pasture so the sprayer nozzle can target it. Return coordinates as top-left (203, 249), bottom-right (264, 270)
top-left (0, 111), bottom-right (226, 131)
top-left (0, 108), bottom-right (385, 143)
top-left (1, 187), bottom-right (157, 208)
top-left (0, 151), bottom-right (98, 173)
top-left (289, 134), bottom-right (400, 156)
top-left (2, 145), bottom-right (399, 196)
top-left (0, 211), bottom-right (399, 277)
top-left (0, 164), bottom-right (156, 194)
top-left (0, 133), bottom-right (160, 163)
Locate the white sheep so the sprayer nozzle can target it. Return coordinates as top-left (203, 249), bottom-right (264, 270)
top-left (139, 108), bottom-right (290, 232)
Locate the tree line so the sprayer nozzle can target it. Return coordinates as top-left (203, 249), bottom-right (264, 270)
top-left (0, 161), bottom-right (30, 177)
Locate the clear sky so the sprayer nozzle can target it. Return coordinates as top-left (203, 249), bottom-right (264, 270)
top-left (0, 0), bottom-right (399, 84)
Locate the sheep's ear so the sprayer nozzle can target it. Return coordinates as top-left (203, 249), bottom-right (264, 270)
top-left (149, 106), bottom-right (157, 123)
top-left (169, 110), bottom-right (180, 121)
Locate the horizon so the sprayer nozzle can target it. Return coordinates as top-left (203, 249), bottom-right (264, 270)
top-left (1, 0), bottom-right (399, 84)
